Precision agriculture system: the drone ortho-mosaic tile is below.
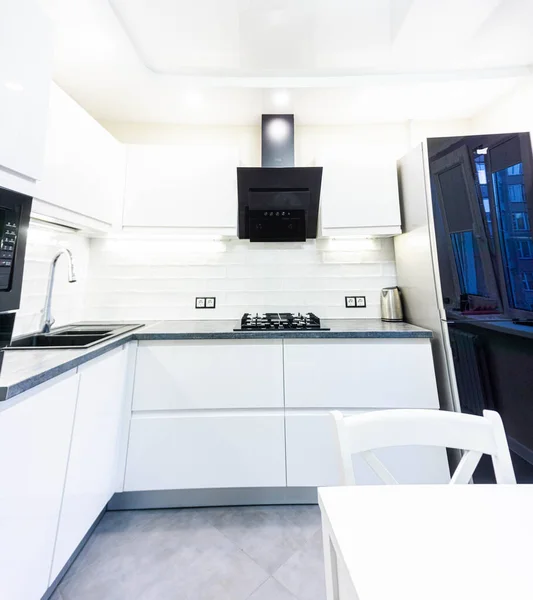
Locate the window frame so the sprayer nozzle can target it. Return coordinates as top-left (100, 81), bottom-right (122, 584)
top-left (511, 211), bottom-right (530, 232)
top-left (430, 144), bottom-right (503, 313)
top-left (481, 132), bottom-right (533, 318)
top-left (516, 239), bottom-right (533, 259)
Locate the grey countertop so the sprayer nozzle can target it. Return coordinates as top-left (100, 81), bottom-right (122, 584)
top-left (136, 318), bottom-right (432, 340)
top-left (0, 319), bottom-right (432, 403)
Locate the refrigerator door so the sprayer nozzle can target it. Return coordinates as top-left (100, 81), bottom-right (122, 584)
top-left (394, 144), bottom-right (460, 412)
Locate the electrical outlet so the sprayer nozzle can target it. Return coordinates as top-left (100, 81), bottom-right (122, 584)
top-left (195, 297), bottom-right (206, 309)
top-left (345, 296), bottom-right (366, 308)
top-left (205, 297), bottom-right (216, 309)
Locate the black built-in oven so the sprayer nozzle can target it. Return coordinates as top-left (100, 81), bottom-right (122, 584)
top-left (0, 186), bottom-right (32, 370)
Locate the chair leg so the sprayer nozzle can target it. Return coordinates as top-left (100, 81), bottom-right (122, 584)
top-left (322, 524), bottom-right (340, 600)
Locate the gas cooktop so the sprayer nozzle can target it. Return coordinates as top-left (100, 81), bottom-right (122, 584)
top-left (234, 312), bottom-right (329, 331)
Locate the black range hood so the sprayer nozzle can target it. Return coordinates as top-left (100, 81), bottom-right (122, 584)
top-left (237, 114), bottom-right (322, 242)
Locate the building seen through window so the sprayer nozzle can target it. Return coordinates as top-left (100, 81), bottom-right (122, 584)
top-left (493, 162), bottom-right (533, 311)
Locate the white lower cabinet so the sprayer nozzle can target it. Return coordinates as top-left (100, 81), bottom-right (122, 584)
top-left (133, 340), bottom-right (284, 411)
top-left (124, 338), bottom-right (447, 491)
top-left (283, 339), bottom-right (449, 487)
top-left (285, 410), bottom-right (450, 487)
top-left (0, 373), bottom-right (79, 600)
top-left (50, 346), bottom-right (129, 581)
top-left (283, 339), bottom-right (439, 409)
top-left (124, 411), bottom-right (286, 490)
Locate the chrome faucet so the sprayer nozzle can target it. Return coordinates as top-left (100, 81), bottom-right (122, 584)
top-left (40, 248), bottom-right (77, 334)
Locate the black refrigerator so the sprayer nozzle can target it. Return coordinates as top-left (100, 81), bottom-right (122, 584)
top-left (395, 132), bottom-right (533, 483)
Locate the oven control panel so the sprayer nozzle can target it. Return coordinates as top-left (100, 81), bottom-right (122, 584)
top-left (0, 209), bottom-right (19, 291)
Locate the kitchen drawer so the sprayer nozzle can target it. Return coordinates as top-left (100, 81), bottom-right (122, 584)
top-left (133, 340), bottom-right (284, 410)
top-left (124, 410), bottom-right (286, 490)
top-left (283, 339), bottom-right (439, 409)
top-left (285, 409), bottom-right (450, 487)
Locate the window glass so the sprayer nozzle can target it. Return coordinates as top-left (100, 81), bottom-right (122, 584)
top-left (474, 154), bottom-right (493, 240)
top-left (493, 162), bottom-right (533, 310)
top-left (509, 184), bottom-right (524, 202)
top-left (450, 231), bottom-right (488, 296)
top-left (512, 212), bottom-right (530, 231)
top-left (516, 239), bottom-right (533, 259)
top-left (522, 272), bottom-right (533, 291)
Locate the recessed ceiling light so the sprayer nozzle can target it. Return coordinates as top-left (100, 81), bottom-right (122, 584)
top-left (5, 81), bottom-right (23, 92)
top-left (184, 90), bottom-right (204, 108)
top-left (267, 118), bottom-right (290, 142)
top-left (272, 90), bottom-right (290, 108)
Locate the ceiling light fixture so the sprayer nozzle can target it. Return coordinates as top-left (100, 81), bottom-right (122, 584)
top-left (272, 90), bottom-right (290, 108)
top-left (267, 117), bottom-right (291, 142)
top-left (184, 90), bottom-right (204, 108)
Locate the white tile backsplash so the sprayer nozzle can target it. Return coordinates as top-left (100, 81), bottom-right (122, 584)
top-left (13, 222), bottom-right (91, 337)
top-left (85, 236), bottom-right (397, 321)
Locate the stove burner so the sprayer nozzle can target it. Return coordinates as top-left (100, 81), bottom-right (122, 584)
top-left (235, 312), bottom-right (329, 331)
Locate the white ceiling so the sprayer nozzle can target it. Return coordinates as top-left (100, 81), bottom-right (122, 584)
top-left (39, 0), bottom-right (533, 124)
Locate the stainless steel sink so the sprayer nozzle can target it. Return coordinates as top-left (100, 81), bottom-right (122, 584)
top-left (7, 323), bottom-right (142, 350)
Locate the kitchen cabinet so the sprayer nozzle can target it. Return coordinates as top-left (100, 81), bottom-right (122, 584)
top-left (0, 373), bottom-right (79, 600)
top-left (283, 339), bottom-right (439, 409)
top-left (126, 340), bottom-right (285, 490)
top-left (285, 410), bottom-right (450, 487)
top-left (122, 144), bottom-right (239, 234)
top-left (283, 339), bottom-right (449, 487)
top-left (34, 83), bottom-right (126, 230)
top-left (50, 346), bottom-right (129, 581)
top-left (0, 0), bottom-right (52, 187)
top-left (125, 338), bottom-right (446, 492)
top-left (319, 156), bottom-right (401, 236)
top-left (124, 411), bottom-right (286, 490)
top-left (133, 340), bottom-right (284, 410)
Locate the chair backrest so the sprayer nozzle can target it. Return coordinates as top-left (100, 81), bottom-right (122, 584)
top-left (331, 409), bottom-right (516, 485)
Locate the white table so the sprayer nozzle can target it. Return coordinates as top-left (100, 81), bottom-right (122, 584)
top-left (319, 484), bottom-right (533, 600)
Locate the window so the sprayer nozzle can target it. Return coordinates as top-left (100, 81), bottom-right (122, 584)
top-left (509, 184), bottom-right (525, 203)
top-left (508, 163), bottom-right (523, 175)
top-left (521, 272), bottom-right (533, 291)
top-left (512, 212), bottom-right (530, 231)
top-left (431, 134), bottom-right (533, 317)
top-left (474, 154), bottom-right (493, 239)
top-left (517, 239), bottom-right (533, 258)
top-left (450, 231), bottom-right (488, 296)
top-left (493, 160), bottom-right (533, 311)
top-left (475, 159), bottom-right (487, 185)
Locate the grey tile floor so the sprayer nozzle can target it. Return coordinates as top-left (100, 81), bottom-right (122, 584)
top-left (50, 505), bottom-right (326, 600)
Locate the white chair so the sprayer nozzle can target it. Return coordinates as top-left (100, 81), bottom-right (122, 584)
top-left (330, 409), bottom-right (516, 485)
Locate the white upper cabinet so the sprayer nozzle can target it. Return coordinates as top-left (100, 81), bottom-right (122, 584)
top-left (0, 0), bottom-right (52, 185)
top-left (319, 152), bottom-right (401, 236)
top-left (123, 144), bottom-right (239, 234)
top-left (34, 84), bottom-right (126, 230)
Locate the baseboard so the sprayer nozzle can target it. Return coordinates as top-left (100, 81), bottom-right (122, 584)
top-left (41, 507), bottom-right (106, 600)
top-left (108, 487), bottom-right (318, 510)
